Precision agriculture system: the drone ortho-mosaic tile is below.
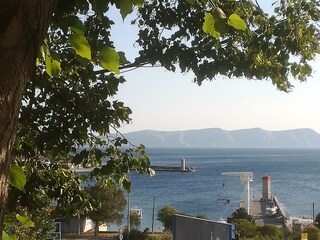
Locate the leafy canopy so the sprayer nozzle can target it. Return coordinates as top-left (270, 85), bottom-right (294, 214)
top-left (4, 0), bottom-right (320, 238)
top-left (136, 0), bottom-right (320, 92)
top-left (5, 0), bottom-right (150, 238)
top-left (85, 182), bottom-right (127, 226)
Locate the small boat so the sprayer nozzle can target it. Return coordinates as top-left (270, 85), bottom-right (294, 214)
top-left (130, 206), bottom-right (142, 222)
top-left (266, 200), bottom-right (277, 217)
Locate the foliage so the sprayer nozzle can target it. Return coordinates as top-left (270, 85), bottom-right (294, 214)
top-left (315, 213), bottom-right (320, 228)
top-left (195, 214), bottom-right (208, 220)
top-left (232, 220), bottom-right (284, 240)
top-left (85, 182), bottom-right (127, 226)
top-left (5, 160), bottom-right (90, 239)
top-left (258, 224), bottom-right (283, 240)
top-left (3, 0), bottom-right (320, 237)
top-left (5, 0), bottom-right (150, 237)
top-left (148, 232), bottom-right (173, 240)
top-left (233, 219), bottom-right (258, 239)
top-left (157, 205), bottom-right (181, 231)
top-left (120, 229), bottom-right (148, 240)
top-left (227, 207), bottom-right (254, 223)
top-left (229, 209), bottom-right (284, 240)
top-left (304, 226), bottom-right (320, 240)
top-left (136, 0), bottom-right (320, 92)
top-left (3, 207), bottom-right (55, 240)
top-left (130, 211), bottom-right (141, 229)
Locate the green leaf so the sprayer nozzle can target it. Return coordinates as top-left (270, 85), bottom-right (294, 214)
top-left (228, 13), bottom-right (247, 31)
top-left (9, 164), bottom-right (26, 192)
top-left (122, 177), bottom-right (131, 192)
top-left (55, 16), bottom-right (85, 35)
top-left (45, 55), bottom-right (61, 77)
top-left (132, 0), bottom-right (144, 8)
top-left (66, 16), bottom-right (85, 34)
top-left (92, 0), bottom-right (109, 17)
top-left (99, 47), bottom-right (120, 74)
top-left (185, 0), bottom-right (196, 4)
top-left (69, 33), bottom-right (91, 60)
top-left (202, 13), bottom-right (220, 39)
top-left (2, 231), bottom-right (16, 240)
top-left (212, 7), bottom-right (227, 20)
top-left (118, 51), bottom-right (130, 65)
top-left (16, 214), bottom-right (35, 228)
top-left (120, 0), bottom-right (132, 19)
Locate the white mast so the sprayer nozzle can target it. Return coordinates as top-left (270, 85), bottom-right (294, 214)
top-left (221, 172), bottom-right (253, 214)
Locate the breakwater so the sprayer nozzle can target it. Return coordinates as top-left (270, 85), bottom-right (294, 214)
top-left (150, 165), bottom-right (195, 172)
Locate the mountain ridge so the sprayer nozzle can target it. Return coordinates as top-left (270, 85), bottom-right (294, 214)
top-left (123, 128), bottom-right (320, 148)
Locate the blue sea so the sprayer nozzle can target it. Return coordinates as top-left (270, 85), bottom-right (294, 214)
top-left (111, 148), bottom-right (320, 231)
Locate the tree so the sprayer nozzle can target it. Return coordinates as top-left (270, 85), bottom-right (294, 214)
top-left (136, 0), bottom-right (320, 92)
top-left (130, 211), bottom-right (141, 229)
top-left (305, 226), bottom-right (320, 240)
top-left (1, 1), bottom-right (150, 238)
top-left (259, 224), bottom-right (283, 240)
top-left (232, 219), bottom-right (258, 239)
top-left (122, 229), bottom-right (148, 240)
top-left (227, 207), bottom-right (254, 223)
top-left (195, 214), bottom-right (208, 220)
top-left (315, 213), bottom-right (320, 228)
top-left (1, 0), bottom-right (320, 238)
top-left (0, 1), bottom-right (59, 233)
top-left (85, 182), bottom-right (127, 236)
top-left (157, 205), bottom-right (181, 231)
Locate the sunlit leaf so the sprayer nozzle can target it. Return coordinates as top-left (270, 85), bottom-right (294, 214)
top-left (202, 13), bottom-right (220, 39)
top-left (9, 164), bottom-right (26, 192)
top-left (2, 231), bottom-right (16, 240)
top-left (66, 16), bottom-right (85, 34)
top-left (16, 214), bottom-right (35, 228)
top-left (120, 0), bottom-right (132, 19)
top-left (132, 0), bottom-right (144, 8)
top-left (45, 55), bottom-right (61, 77)
top-left (99, 47), bottom-right (120, 74)
top-left (69, 33), bottom-right (91, 60)
top-left (228, 13), bottom-right (247, 31)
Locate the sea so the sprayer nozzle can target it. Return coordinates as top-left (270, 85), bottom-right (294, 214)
top-left (110, 148), bottom-right (320, 231)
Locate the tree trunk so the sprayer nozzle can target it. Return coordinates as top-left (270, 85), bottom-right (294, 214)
top-left (94, 221), bottom-right (99, 236)
top-left (0, 1), bottom-right (58, 236)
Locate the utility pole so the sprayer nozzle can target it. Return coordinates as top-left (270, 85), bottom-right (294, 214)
top-left (313, 202), bottom-right (315, 226)
top-left (152, 196), bottom-right (155, 232)
top-left (127, 192), bottom-right (130, 240)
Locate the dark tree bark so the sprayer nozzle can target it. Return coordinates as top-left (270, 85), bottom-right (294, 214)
top-left (0, 1), bottom-right (58, 236)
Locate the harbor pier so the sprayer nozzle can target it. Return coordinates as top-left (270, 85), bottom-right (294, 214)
top-left (250, 176), bottom-right (313, 229)
top-left (250, 197), bottom-right (284, 227)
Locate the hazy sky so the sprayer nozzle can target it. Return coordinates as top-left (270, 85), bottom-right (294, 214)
top-left (110, 4), bottom-right (320, 134)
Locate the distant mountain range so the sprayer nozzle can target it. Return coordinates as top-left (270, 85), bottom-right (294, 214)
top-left (123, 128), bottom-right (320, 148)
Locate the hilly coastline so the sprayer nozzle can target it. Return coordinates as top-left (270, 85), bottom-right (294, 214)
top-left (124, 128), bottom-right (320, 148)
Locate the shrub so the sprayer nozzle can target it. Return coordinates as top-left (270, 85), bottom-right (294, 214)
top-left (148, 232), bottom-right (173, 240)
top-left (114, 229), bottom-right (148, 240)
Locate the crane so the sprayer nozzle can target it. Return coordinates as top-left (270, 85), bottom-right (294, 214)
top-left (221, 172), bottom-right (253, 214)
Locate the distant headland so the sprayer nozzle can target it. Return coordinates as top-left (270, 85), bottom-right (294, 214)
top-left (123, 128), bottom-right (320, 149)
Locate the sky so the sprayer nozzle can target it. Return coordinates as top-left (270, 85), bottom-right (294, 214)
top-left (109, 4), bottom-right (320, 134)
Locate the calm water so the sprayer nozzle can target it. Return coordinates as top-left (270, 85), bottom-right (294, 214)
top-left (112, 148), bottom-right (320, 231)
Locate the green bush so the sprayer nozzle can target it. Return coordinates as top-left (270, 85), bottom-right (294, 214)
top-left (259, 224), bottom-right (283, 240)
top-left (148, 232), bottom-right (173, 240)
top-left (114, 229), bottom-right (148, 240)
top-left (227, 207), bottom-right (254, 223)
top-left (233, 219), bottom-right (258, 239)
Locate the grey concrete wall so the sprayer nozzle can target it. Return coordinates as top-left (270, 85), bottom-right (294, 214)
top-left (173, 214), bottom-right (235, 240)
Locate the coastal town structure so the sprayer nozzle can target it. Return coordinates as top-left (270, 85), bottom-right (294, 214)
top-left (250, 175), bottom-right (313, 230)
